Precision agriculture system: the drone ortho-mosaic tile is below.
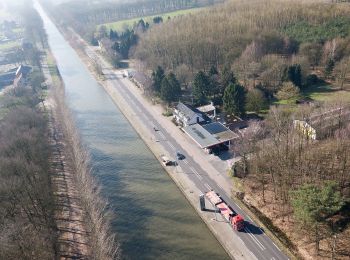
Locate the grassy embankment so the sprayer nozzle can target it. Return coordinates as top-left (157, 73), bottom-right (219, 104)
top-left (100, 7), bottom-right (205, 32)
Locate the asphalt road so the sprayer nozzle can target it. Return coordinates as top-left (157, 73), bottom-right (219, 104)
top-left (87, 48), bottom-right (290, 260)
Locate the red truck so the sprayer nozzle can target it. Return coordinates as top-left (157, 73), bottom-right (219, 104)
top-left (205, 190), bottom-right (245, 231)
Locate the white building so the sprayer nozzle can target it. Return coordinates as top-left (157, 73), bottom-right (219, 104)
top-left (173, 102), bottom-right (205, 127)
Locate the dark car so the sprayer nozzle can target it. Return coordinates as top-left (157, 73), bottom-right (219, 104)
top-left (176, 152), bottom-right (185, 160)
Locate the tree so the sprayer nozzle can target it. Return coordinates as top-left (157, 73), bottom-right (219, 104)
top-left (276, 81), bottom-right (300, 100)
top-left (287, 64), bottom-right (302, 88)
top-left (221, 65), bottom-right (236, 90)
top-left (290, 182), bottom-right (344, 255)
top-left (334, 57), bottom-right (350, 90)
top-left (324, 58), bottom-right (335, 78)
top-left (160, 73), bottom-right (181, 104)
top-left (151, 66), bottom-right (165, 93)
top-left (223, 83), bottom-right (246, 116)
top-left (193, 71), bottom-right (210, 104)
top-left (246, 88), bottom-right (268, 112)
top-left (299, 42), bottom-right (323, 69)
top-left (153, 16), bottom-right (163, 24)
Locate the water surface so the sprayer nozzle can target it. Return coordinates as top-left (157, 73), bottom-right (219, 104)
top-left (37, 4), bottom-right (229, 259)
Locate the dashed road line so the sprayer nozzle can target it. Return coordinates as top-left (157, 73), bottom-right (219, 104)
top-left (204, 183), bottom-right (212, 190)
top-left (272, 242), bottom-right (281, 251)
top-left (244, 227), bottom-right (266, 251)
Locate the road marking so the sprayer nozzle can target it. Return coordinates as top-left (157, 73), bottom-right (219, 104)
top-left (271, 257), bottom-right (276, 260)
top-left (244, 227), bottom-right (266, 250)
top-left (204, 183), bottom-right (212, 190)
top-left (236, 204), bottom-right (242, 210)
top-left (249, 251), bottom-right (258, 260)
top-left (272, 242), bottom-right (281, 251)
top-left (190, 167), bottom-right (202, 180)
top-left (159, 132), bottom-right (165, 139)
top-left (246, 215), bottom-right (253, 222)
top-left (183, 160), bottom-right (189, 165)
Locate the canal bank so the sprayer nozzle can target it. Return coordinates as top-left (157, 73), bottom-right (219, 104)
top-left (57, 18), bottom-right (255, 260)
top-left (36, 3), bottom-right (231, 260)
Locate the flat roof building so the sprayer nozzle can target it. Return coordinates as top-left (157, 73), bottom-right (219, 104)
top-left (183, 122), bottom-right (238, 149)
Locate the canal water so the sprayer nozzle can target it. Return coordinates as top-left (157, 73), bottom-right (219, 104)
top-left (36, 3), bottom-right (229, 260)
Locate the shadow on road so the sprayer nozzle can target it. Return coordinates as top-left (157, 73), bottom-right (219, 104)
top-left (242, 222), bottom-right (264, 235)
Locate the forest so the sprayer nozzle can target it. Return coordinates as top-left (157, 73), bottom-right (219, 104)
top-left (134, 0), bottom-right (350, 108)
top-left (45, 0), bottom-right (223, 39)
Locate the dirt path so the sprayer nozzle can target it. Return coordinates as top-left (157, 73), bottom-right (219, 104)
top-left (48, 113), bottom-right (90, 259)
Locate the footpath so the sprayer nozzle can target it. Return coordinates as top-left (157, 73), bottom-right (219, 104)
top-left (43, 53), bottom-right (90, 259)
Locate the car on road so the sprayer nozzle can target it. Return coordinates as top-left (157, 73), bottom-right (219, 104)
top-left (176, 151), bottom-right (185, 160)
top-left (161, 155), bottom-right (173, 166)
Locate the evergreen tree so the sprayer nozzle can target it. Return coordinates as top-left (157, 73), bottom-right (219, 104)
top-left (324, 58), bottom-right (335, 78)
top-left (193, 71), bottom-right (210, 104)
top-left (220, 66), bottom-right (236, 95)
top-left (160, 73), bottom-right (181, 104)
top-left (167, 72), bottom-right (181, 96)
top-left (287, 64), bottom-right (302, 88)
top-left (209, 65), bottom-right (218, 76)
top-left (290, 182), bottom-right (344, 255)
top-left (151, 66), bottom-right (165, 93)
top-left (223, 83), bottom-right (246, 116)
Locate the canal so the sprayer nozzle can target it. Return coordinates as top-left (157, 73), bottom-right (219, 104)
top-left (36, 3), bottom-right (229, 260)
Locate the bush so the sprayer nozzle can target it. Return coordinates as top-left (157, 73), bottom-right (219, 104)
top-left (276, 81), bottom-right (300, 100)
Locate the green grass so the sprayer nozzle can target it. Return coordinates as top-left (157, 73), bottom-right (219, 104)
top-left (275, 84), bottom-right (350, 107)
top-left (99, 7), bottom-right (205, 32)
top-left (0, 40), bottom-right (20, 51)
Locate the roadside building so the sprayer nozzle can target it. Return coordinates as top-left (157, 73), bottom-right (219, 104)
top-left (13, 65), bottom-right (31, 87)
top-left (294, 106), bottom-right (350, 140)
top-left (174, 102), bottom-right (205, 127)
top-left (196, 101), bottom-right (216, 119)
top-left (183, 122), bottom-right (238, 153)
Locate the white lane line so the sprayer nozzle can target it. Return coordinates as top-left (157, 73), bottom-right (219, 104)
top-left (159, 132), bottom-right (165, 139)
top-left (244, 227), bottom-right (266, 250)
top-left (236, 204), bottom-right (242, 210)
top-left (249, 250), bottom-right (258, 260)
top-left (272, 242), bottom-right (281, 251)
top-left (183, 160), bottom-right (189, 165)
top-left (204, 183), bottom-right (211, 190)
top-left (246, 215), bottom-right (253, 222)
top-left (191, 168), bottom-right (202, 180)
top-left (271, 257), bottom-right (276, 260)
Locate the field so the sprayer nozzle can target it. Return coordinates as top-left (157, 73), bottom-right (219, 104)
top-left (275, 84), bottom-right (350, 106)
top-left (0, 40), bottom-right (20, 51)
top-left (100, 7), bottom-right (205, 32)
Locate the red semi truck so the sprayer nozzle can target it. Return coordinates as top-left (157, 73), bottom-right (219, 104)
top-left (205, 191), bottom-right (245, 231)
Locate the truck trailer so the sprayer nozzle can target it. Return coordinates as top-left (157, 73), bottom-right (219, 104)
top-left (205, 190), bottom-right (245, 231)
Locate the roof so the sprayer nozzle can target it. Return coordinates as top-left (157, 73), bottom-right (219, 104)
top-left (203, 122), bottom-right (239, 142)
top-left (183, 122), bottom-right (238, 148)
top-left (197, 103), bottom-right (215, 113)
top-left (15, 65), bottom-right (31, 78)
top-left (176, 102), bottom-right (203, 121)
